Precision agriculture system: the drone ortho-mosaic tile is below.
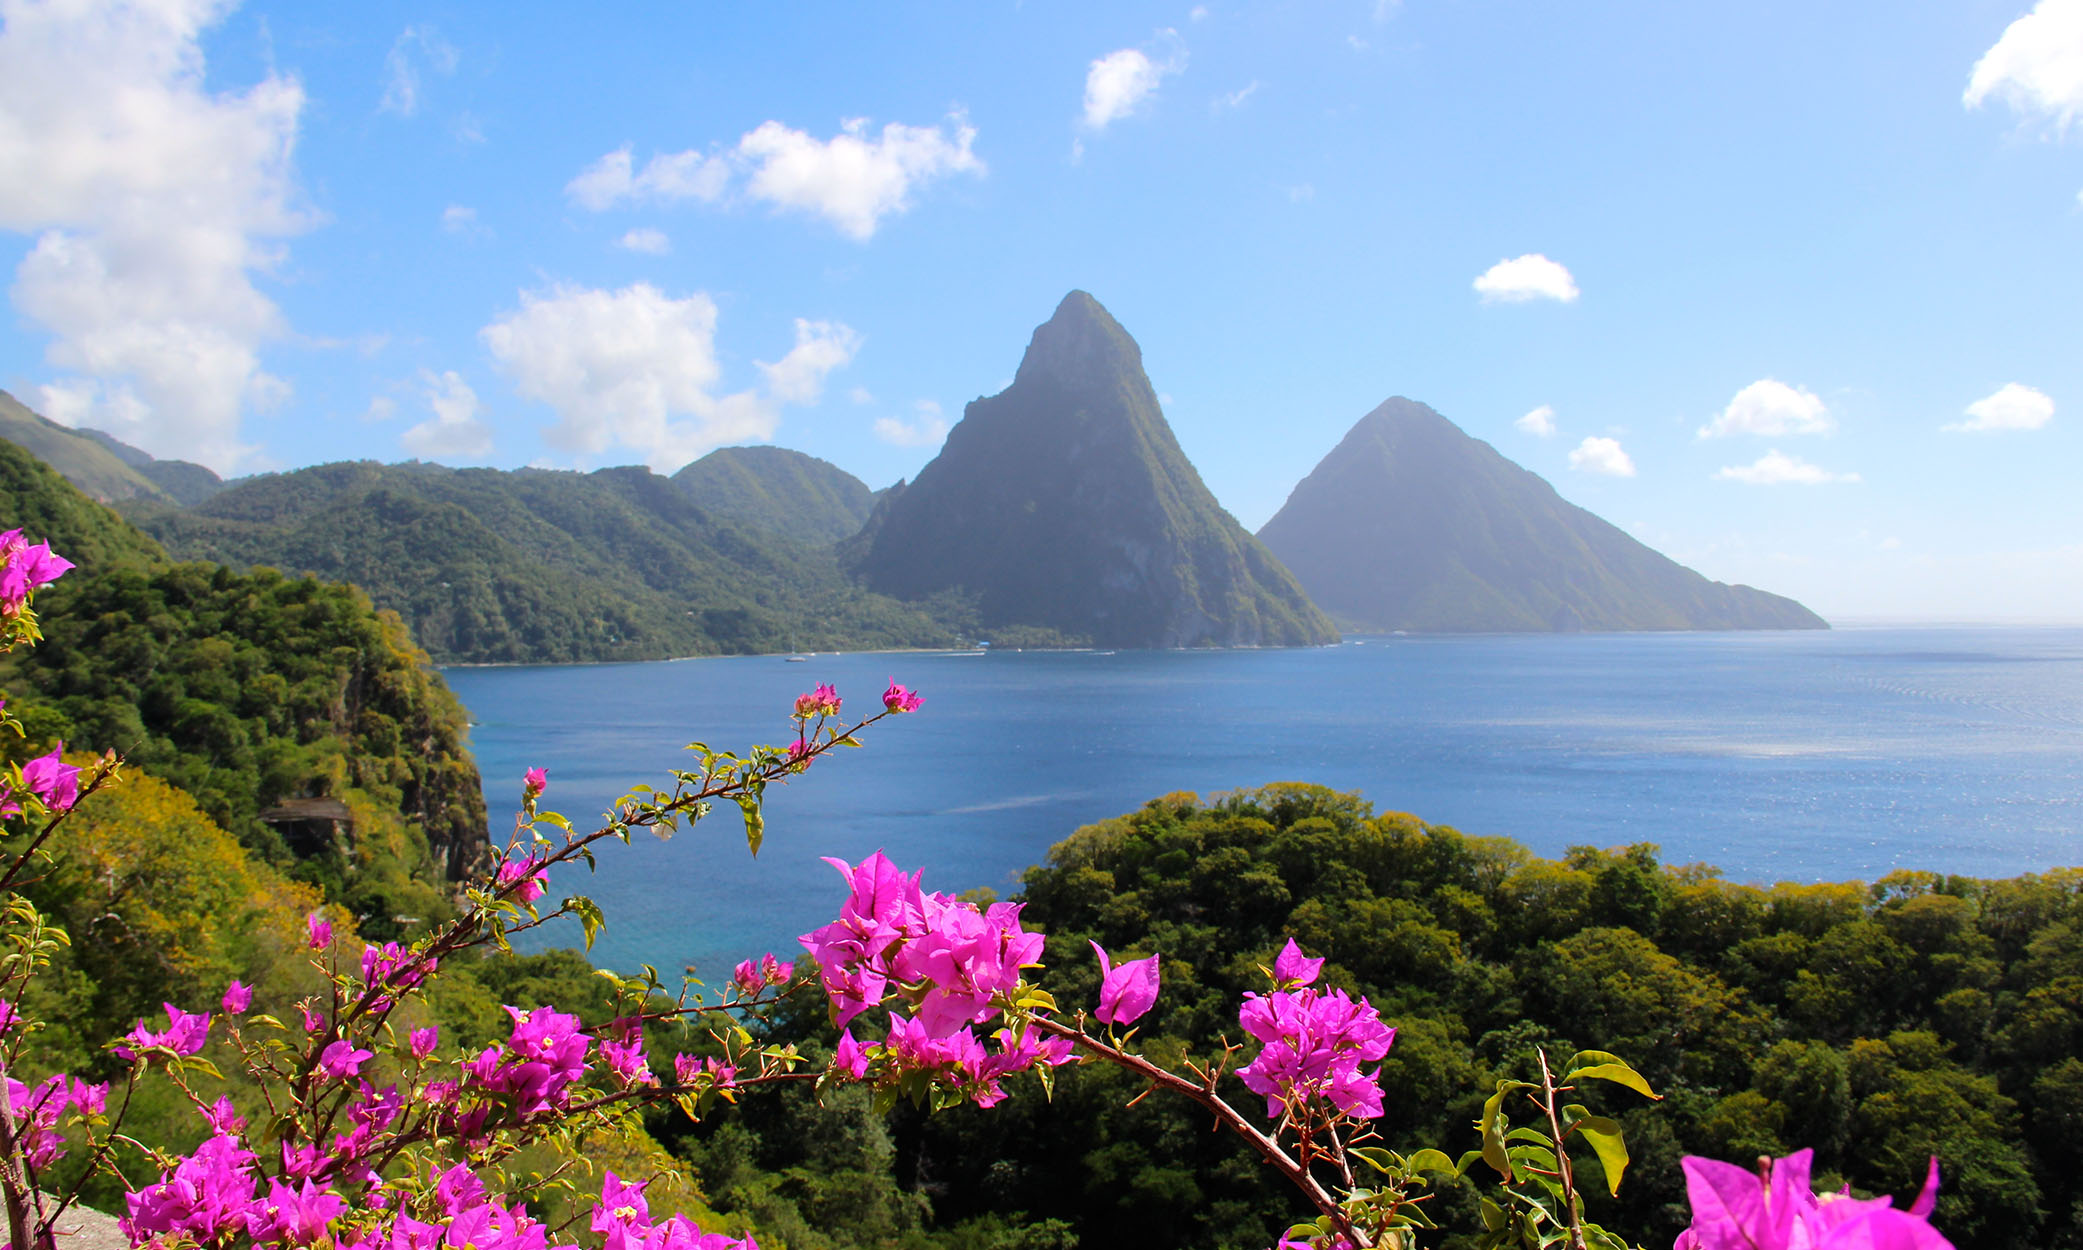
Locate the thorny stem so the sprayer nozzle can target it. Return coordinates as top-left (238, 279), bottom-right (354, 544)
top-left (1536, 1048), bottom-right (1589, 1250)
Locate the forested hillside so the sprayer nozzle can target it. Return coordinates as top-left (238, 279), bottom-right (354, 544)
top-left (123, 459), bottom-right (963, 663)
top-left (685, 785), bottom-right (2071, 1250)
top-left (0, 439), bottom-right (485, 928)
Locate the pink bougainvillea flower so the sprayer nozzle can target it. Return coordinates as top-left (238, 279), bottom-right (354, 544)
top-left (0, 1000), bottom-right (17, 1035)
top-left (882, 679), bottom-right (923, 713)
top-left (306, 911), bottom-right (333, 951)
top-left (409, 1027), bottom-right (439, 1059)
top-left (496, 855), bottom-right (549, 904)
top-left (318, 1039), bottom-right (373, 1080)
top-left (0, 540), bottom-right (73, 607)
top-left (1674, 1150), bottom-right (1951, 1250)
top-left (20, 746), bottom-right (79, 813)
top-left (593, 1170), bottom-right (651, 1234)
top-left (1271, 937), bottom-right (1325, 988)
top-left (832, 1029), bottom-right (871, 1079)
top-left (116, 1004), bottom-right (212, 1060)
top-left (1090, 941), bottom-right (1161, 1027)
top-left (222, 981), bottom-right (252, 1014)
top-left (522, 766), bottom-right (548, 798)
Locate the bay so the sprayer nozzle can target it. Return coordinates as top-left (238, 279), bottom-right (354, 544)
top-left (441, 626), bottom-right (2083, 979)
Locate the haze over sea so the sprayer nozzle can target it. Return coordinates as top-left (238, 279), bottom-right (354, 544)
top-left (445, 626), bottom-right (2083, 978)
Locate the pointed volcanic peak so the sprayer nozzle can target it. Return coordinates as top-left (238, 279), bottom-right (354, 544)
top-left (1258, 397), bottom-right (1826, 632)
top-left (848, 292), bottom-right (1336, 648)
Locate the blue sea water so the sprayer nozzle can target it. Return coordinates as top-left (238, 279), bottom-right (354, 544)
top-left (441, 627), bottom-right (2083, 978)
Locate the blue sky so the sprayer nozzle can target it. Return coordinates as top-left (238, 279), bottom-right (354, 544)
top-left (1, 1), bottom-right (2079, 620)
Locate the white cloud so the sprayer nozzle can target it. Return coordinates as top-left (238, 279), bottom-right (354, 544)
top-left (1190, 5), bottom-right (1209, 19)
top-left (615, 227), bottom-right (671, 255)
top-left (480, 283), bottom-right (854, 471)
top-left (401, 370), bottom-right (491, 459)
top-left (1082, 39), bottom-right (1186, 130)
top-left (1964, 0), bottom-right (2083, 130)
top-left (1697, 378), bottom-right (1834, 438)
top-left (567, 115), bottom-right (981, 241)
top-left (0, 0), bottom-right (309, 473)
top-left (1713, 449), bottom-right (1860, 485)
top-left (848, 386), bottom-right (875, 405)
top-left (1214, 81), bottom-right (1260, 111)
top-left (1473, 254), bottom-right (1580, 303)
top-left (1567, 435), bottom-right (1635, 477)
top-left (1287, 183), bottom-right (1316, 203)
top-left (362, 396), bottom-right (396, 423)
top-left (738, 116), bottom-right (982, 240)
top-left (1947, 382), bottom-right (2055, 432)
top-left (441, 204), bottom-right (477, 233)
top-left (757, 319), bottom-right (861, 405)
top-left (565, 146), bottom-right (732, 212)
top-left (379, 25), bottom-right (457, 118)
top-left (1516, 404), bottom-right (1557, 437)
top-left (875, 400), bottom-right (949, 448)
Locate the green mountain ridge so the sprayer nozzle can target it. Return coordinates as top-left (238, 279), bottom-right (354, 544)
top-left (121, 458), bottom-right (961, 664)
top-left (0, 388), bottom-right (224, 506)
top-left (1257, 397), bottom-right (1827, 632)
top-left (847, 291), bottom-right (1338, 648)
top-left (672, 445), bottom-right (880, 545)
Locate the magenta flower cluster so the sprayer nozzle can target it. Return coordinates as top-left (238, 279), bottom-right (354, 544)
top-left (126, 1147), bottom-right (756, 1250)
top-left (1235, 940), bottom-right (1396, 1121)
top-left (8, 1075), bottom-right (106, 1169)
top-left (800, 852), bottom-right (1073, 1106)
top-left (1675, 1149), bottom-right (1952, 1250)
top-left (0, 743), bottom-right (80, 816)
top-left (0, 528), bottom-right (72, 614)
top-left (730, 953), bottom-right (794, 997)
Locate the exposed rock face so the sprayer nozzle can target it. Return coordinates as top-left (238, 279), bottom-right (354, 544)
top-left (1258, 397), bottom-right (1827, 633)
top-left (848, 292), bottom-right (1337, 648)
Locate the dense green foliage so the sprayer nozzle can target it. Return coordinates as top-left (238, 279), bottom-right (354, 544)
top-left (2, 438), bottom-right (486, 918)
top-left (695, 785), bottom-right (2071, 1250)
top-left (1257, 398), bottom-right (1826, 632)
top-left (847, 292), bottom-right (1338, 649)
top-left (125, 459), bottom-right (965, 664)
top-left (5, 561), bottom-right (487, 906)
top-left (673, 445), bottom-right (881, 546)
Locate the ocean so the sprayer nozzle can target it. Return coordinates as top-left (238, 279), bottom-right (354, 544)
top-left (441, 626), bottom-right (2083, 978)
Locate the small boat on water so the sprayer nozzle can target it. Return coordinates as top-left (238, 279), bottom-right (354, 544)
top-left (785, 655), bottom-right (810, 662)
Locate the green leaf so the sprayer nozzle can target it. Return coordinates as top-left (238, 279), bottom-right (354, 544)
top-left (1570, 1115), bottom-right (1630, 1195)
top-left (571, 896), bottom-right (606, 950)
top-left (1406, 1148), bottom-right (1462, 1179)
top-left (1565, 1063), bottom-right (1659, 1101)
top-left (1349, 1145), bottom-right (1398, 1174)
top-left (1478, 1197), bottom-right (1507, 1232)
top-left (737, 796), bottom-right (764, 857)
top-left (1478, 1080), bottom-right (1533, 1179)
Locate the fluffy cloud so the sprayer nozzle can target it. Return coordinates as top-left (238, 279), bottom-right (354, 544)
top-left (1965, 0), bottom-right (2083, 129)
top-left (1516, 404), bottom-right (1557, 437)
top-left (875, 400), bottom-right (950, 448)
top-left (1083, 41), bottom-right (1186, 130)
top-left (616, 227), bottom-right (671, 255)
top-left (1473, 254), bottom-right (1579, 303)
top-left (480, 283), bottom-right (855, 470)
top-left (1697, 379), bottom-right (1834, 438)
top-left (1713, 450), bottom-right (1860, 485)
top-left (1567, 435), bottom-right (1635, 476)
top-left (0, 0), bottom-right (309, 473)
top-left (565, 146), bottom-right (731, 212)
top-left (758, 319), bottom-right (861, 405)
top-left (1947, 382), bottom-right (2055, 432)
top-left (380, 25), bottom-right (457, 118)
top-left (566, 115), bottom-right (982, 241)
top-left (401, 370), bottom-right (492, 459)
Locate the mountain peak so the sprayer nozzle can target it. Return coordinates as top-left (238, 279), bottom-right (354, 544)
top-left (1259, 397), bottom-right (1826, 633)
top-left (850, 293), bottom-right (1336, 648)
top-left (1012, 290), bottom-right (1143, 390)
